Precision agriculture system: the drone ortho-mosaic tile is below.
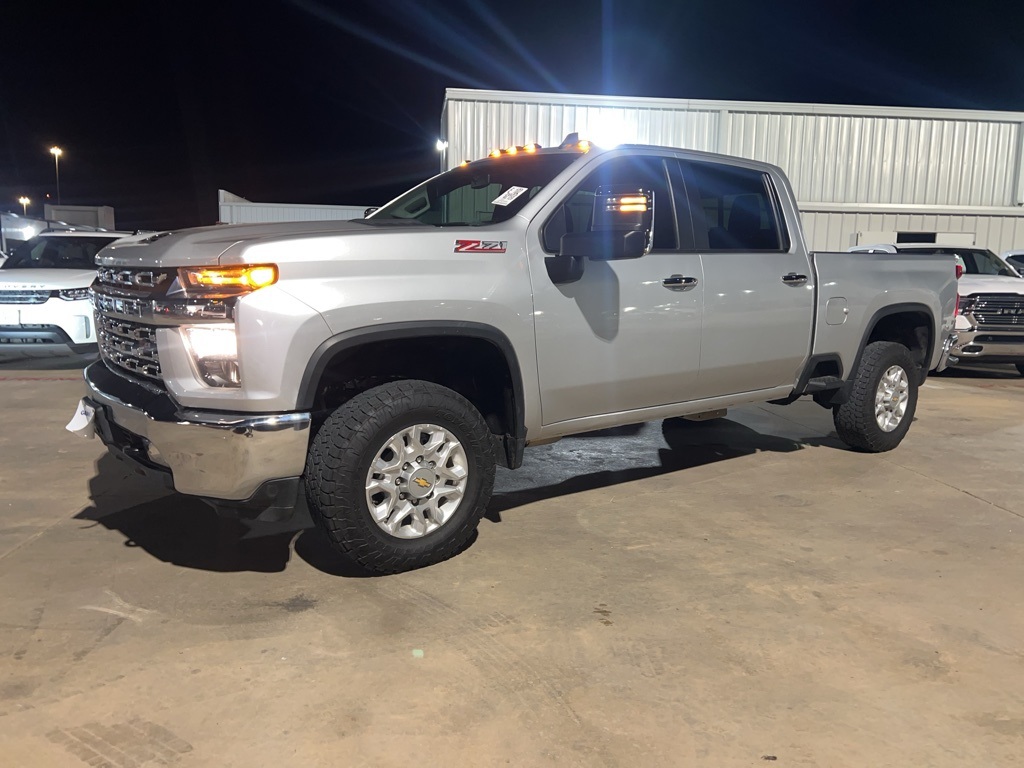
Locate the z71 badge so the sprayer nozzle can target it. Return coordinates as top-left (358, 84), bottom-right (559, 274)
top-left (454, 240), bottom-right (507, 253)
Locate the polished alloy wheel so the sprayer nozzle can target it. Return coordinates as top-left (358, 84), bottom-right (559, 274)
top-left (874, 365), bottom-right (909, 432)
top-left (364, 423), bottom-right (469, 538)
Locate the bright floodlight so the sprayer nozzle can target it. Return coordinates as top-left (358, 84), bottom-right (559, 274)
top-left (50, 146), bottom-right (63, 158)
top-left (435, 139), bottom-right (448, 152)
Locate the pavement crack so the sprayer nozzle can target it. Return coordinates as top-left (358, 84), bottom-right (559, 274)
top-left (891, 461), bottom-right (1023, 520)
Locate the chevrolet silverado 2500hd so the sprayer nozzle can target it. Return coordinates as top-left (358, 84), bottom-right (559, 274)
top-left (73, 138), bottom-right (958, 572)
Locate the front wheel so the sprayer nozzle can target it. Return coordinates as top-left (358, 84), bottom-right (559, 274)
top-left (305, 380), bottom-right (496, 573)
top-left (833, 341), bottom-right (919, 453)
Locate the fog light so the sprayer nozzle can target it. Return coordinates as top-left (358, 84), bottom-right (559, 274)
top-left (181, 324), bottom-right (240, 387)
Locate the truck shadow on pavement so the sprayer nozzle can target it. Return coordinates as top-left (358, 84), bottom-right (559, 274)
top-left (486, 417), bottom-right (841, 517)
top-left (75, 454), bottom-right (376, 577)
top-left (76, 417), bottom-right (841, 576)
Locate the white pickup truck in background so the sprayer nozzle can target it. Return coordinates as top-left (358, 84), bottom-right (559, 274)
top-left (851, 244), bottom-right (1024, 376)
top-left (74, 138), bottom-right (959, 572)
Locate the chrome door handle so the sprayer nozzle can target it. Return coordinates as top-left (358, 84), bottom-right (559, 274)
top-left (781, 273), bottom-right (808, 285)
top-left (663, 275), bottom-right (698, 289)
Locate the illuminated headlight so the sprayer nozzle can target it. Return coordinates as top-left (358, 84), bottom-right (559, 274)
top-left (181, 323), bottom-right (240, 387)
top-left (57, 287), bottom-right (91, 301)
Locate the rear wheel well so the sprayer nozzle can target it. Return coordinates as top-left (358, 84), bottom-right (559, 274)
top-left (866, 311), bottom-right (932, 372)
top-left (309, 335), bottom-right (522, 464)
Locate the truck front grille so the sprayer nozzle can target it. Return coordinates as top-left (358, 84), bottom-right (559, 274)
top-left (93, 267), bottom-right (173, 382)
top-left (97, 315), bottom-right (162, 380)
top-left (0, 290), bottom-right (50, 305)
top-left (93, 266), bottom-right (234, 385)
top-left (970, 294), bottom-right (1024, 328)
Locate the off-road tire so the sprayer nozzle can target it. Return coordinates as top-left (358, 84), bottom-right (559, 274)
top-left (305, 380), bottom-right (495, 573)
top-left (833, 341), bottom-right (918, 453)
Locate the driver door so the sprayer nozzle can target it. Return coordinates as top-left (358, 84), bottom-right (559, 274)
top-left (529, 154), bottom-right (704, 426)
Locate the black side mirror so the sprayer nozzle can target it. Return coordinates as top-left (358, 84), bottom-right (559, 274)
top-left (560, 229), bottom-right (649, 260)
top-left (562, 187), bottom-right (653, 261)
top-left (363, 207), bottom-right (378, 218)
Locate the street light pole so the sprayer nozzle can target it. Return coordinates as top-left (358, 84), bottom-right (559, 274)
top-left (50, 146), bottom-right (63, 205)
top-left (18, 196), bottom-right (30, 215)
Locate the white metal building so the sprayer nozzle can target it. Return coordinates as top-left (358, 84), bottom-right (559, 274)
top-left (441, 89), bottom-right (1024, 253)
top-left (217, 190), bottom-right (368, 225)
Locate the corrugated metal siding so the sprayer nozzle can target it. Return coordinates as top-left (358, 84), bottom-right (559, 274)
top-left (218, 202), bottom-right (368, 224)
top-left (444, 99), bottom-right (719, 164)
top-left (800, 210), bottom-right (1024, 253)
top-left (725, 112), bottom-right (1019, 206)
top-left (443, 90), bottom-right (1024, 209)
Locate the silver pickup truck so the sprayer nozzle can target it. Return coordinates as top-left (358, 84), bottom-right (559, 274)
top-left (73, 137), bottom-right (958, 572)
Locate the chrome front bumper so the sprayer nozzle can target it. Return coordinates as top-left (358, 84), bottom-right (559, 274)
top-left (82, 362), bottom-right (311, 501)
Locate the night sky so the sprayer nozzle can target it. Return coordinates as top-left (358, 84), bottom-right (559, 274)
top-left (2, 0), bottom-right (1021, 232)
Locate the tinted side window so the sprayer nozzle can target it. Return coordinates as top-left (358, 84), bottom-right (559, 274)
top-left (543, 155), bottom-right (678, 252)
top-left (682, 161), bottom-right (786, 251)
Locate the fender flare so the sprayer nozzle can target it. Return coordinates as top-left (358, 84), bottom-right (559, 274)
top-left (842, 302), bottom-right (937, 395)
top-left (296, 321), bottom-right (527, 463)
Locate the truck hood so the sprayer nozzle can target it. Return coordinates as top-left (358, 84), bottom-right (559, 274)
top-left (0, 268), bottom-right (95, 290)
top-left (959, 274), bottom-right (1024, 296)
top-left (95, 220), bottom-right (396, 268)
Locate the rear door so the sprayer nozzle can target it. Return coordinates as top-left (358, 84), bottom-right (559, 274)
top-left (678, 160), bottom-right (814, 398)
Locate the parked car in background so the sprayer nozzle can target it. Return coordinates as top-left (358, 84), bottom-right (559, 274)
top-left (851, 244), bottom-right (1024, 376)
top-left (0, 230), bottom-right (131, 353)
top-left (1003, 250), bottom-right (1024, 273)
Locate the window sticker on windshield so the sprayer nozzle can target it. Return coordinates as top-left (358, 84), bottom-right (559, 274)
top-left (491, 186), bottom-right (528, 207)
top-left (455, 240), bottom-right (507, 253)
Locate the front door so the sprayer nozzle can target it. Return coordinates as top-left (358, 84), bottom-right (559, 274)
top-left (529, 154), bottom-right (704, 426)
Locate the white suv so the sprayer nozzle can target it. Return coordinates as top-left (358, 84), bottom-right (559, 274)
top-left (0, 230), bottom-right (131, 353)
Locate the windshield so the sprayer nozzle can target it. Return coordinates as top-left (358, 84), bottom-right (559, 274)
top-left (900, 247), bottom-right (1020, 277)
top-left (369, 153), bottom-right (581, 227)
top-left (2, 234), bottom-right (121, 270)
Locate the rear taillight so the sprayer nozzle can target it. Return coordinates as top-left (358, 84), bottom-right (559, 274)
top-left (954, 293), bottom-right (960, 316)
top-left (955, 264), bottom-right (964, 279)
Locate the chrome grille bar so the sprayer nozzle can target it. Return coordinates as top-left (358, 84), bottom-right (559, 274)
top-left (0, 290), bottom-right (51, 305)
top-left (969, 294), bottom-right (1024, 328)
top-left (97, 315), bottom-right (162, 381)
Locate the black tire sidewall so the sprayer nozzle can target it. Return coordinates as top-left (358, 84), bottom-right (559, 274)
top-left (835, 342), bottom-right (919, 452)
top-left (306, 381), bottom-right (495, 571)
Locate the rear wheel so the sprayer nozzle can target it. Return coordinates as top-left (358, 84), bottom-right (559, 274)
top-left (305, 380), bottom-right (495, 573)
top-left (833, 341), bottom-right (918, 452)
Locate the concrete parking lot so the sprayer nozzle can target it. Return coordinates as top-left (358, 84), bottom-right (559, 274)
top-left (1, 348), bottom-right (1022, 767)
